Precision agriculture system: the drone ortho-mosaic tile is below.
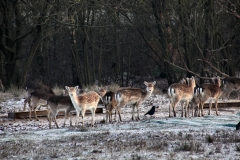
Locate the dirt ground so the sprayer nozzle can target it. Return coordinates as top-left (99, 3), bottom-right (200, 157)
top-left (0, 94), bottom-right (240, 160)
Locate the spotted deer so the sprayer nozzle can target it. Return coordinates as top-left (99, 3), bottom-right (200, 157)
top-left (24, 82), bottom-right (55, 111)
top-left (182, 77), bottom-right (201, 117)
top-left (168, 76), bottom-right (196, 117)
top-left (221, 77), bottom-right (240, 100)
top-left (115, 81), bottom-right (156, 121)
top-left (47, 95), bottom-right (75, 129)
top-left (197, 76), bottom-right (221, 116)
top-left (65, 86), bottom-right (100, 127)
top-left (29, 91), bottom-right (55, 121)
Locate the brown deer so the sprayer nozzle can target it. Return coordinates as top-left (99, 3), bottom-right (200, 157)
top-left (221, 77), bottom-right (240, 100)
top-left (29, 91), bottom-right (55, 121)
top-left (168, 76), bottom-right (196, 117)
top-left (115, 81), bottom-right (156, 121)
top-left (47, 95), bottom-right (75, 129)
top-left (197, 76), bottom-right (221, 116)
top-left (65, 86), bottom-right (101, 127)
top-left (102, 91), bottom-right (119, 123)
top-left (23, 82), bottom-right (55, 111)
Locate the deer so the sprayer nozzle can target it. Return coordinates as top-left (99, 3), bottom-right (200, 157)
top-left (197, 76), bottom-right (222, 116)
top-left (221, 77), bottom-right (240, 100)
top-left (115, 81), bottom-right (156, 121)
top-left (65, 86), bottom-right (101, 127)
top-left (98, 87), bottom-right (120, 123)
top-left (103, 91), bottom-right (119, 123)
top-left (168, 76), bottom-right (196, 117)
top-left (47, 95), bottom-right (75, 129)
top-left (23, 82), bottom-right (55, 111)
top-left (29, 90), bottom-right (55, 121)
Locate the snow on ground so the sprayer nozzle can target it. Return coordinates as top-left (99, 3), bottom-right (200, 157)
top-left (0, 94), bottom-right (240, 159)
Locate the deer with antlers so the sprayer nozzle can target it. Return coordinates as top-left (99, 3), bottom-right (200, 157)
top-left (115, 81), bottom-right (156, 121)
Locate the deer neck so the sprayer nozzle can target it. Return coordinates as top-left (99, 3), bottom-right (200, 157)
top-left (69, 92), bottom-right (79, 106)
top-left (143, 90), bottom-right (152, 101)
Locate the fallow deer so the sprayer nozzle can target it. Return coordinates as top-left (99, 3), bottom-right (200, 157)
top-left (197, 76), bottom-right (221, 116)
top-left (29, 90), bottom-right (55, 121)
top-left (221, 77), bottom-right (240, 100)
top-left (98, 87), bottom-right (119, 123)
top-left (168, 76), bottom-right (196, 117)
top-left (47, 95), bottom-right (75, 129)
top-left (115, 81), bottom-right (156, 121)
top-left (102, 91), bottom-right (119, 123)
top-left (65, 86), bottom-right (100, 127)
top-left (23, 82), bottom-right (55, 111)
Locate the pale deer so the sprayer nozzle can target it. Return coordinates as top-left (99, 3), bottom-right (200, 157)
top-left (65, 86), bottom-right (100, 127)
top-left (47, 95), bottom-right (75, 129)
top-left (197, 76), bottom-right (221, 116)
top-left (23, 82), bottom-right (55, 111)
top-left (168, 76), bottom-right (196, 117)
top-left (29, 91), bottom-right (55, 121)
top-left (115, 81), bottom-right (156, 121)
top-left (221, 77), bottom-right (240, 100)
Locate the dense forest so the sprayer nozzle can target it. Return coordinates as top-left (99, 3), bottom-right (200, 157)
top-left (0, 0), bottom-right (240, 89)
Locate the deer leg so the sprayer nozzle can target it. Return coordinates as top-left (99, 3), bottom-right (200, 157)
top-left (136, 103), bottom-right (140, 120)
top-left (91, 108), bottom-right (96, 127)
top-left (106, 110), bottom-right (109, 123)
top-left (53, 112), bottom-right (59, 128)
top-left (81, 109), bottom-right (86, 128)
top-left (34, 106), bottom-right (39, 121)
top-left (29, 106), bottom-right (33, 121)
top-left (116, 106), bottom-right (122, 121)
top-left (169, 99), bottom-right (172, 117)
top-left (75, 110), bottom-right (80, 127)
top-left (63, 110), bottom-right (67, 127)
top-left (132, 105), bottom-right (136, 121)
top-left (208, 99), bottom-right (213, 115)
top-left (185, 101), bottom-right (189, 118)
top-left (69, 112), bottom-right (73, 126)
top-left (181, 101), bottom-right (184, 117)
top-left (199, 101), bottom-right (204, 117)
top-left (215, 99), bottom-right (219, 116)
top-left (48, 111), bottom-right (52, 129)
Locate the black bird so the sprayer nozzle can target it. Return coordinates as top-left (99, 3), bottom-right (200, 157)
top-left (236, 122), bottom-right (240, 130)
top-left (145, 106), bottom-right (156, 122)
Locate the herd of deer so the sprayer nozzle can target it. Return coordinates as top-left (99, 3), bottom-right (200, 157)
top-left (23, 76), bottom-right (240, 129)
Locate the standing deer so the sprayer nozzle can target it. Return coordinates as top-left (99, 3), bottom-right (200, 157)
top-left (197, 76), bottom-right (221, 116)
top-left (24, 82), bottom-right (55, 111)
top-left (29, 91), bottom-right (55, 121)
top-left (221, 77), bottom-right (240, 100)
top-left (65, 86), bottom-right (100, 127)
top-left (168, 76), bottom-right (196, 117)
top-left (115, 81), bottom-right (156, 121)
top-left (47, 95), bottom-right (75, 129)
top-left (103, 91), bottom-right (119, 123)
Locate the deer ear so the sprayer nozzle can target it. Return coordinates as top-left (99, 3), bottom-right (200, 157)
top-left (75, 86), bottom-right (79, 90)
top-left (65, 86), bottom-right (69, 90)
top-left (144, 81), bottom-right (148, 86)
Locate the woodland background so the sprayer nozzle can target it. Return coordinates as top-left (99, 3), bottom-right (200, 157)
top-left (0, 0), bottom-right (240, 89)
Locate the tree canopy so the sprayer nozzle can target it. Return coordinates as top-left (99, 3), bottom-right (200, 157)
top-left (0, 0), bottom-right (240, 88)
